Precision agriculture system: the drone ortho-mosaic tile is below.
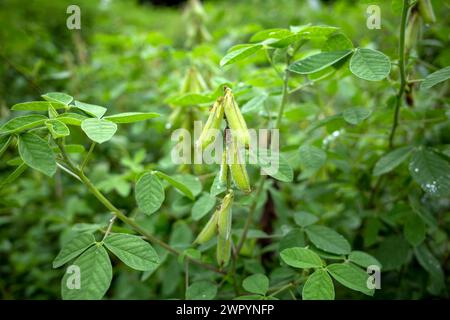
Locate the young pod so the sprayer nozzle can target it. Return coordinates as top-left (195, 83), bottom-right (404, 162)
top-left (216, 234), bottom-right (232, 267)
top-left (405, 11), bottom-right (421, 53)
top-left (218, 150), bottom-right (228, 186)
top-left (418, 0), bottom-right (436, 24)
top-left (196, 97), bottom-right (224, 149)
top-left (223, 87), bottom-right (250, 148)
top-left (227, 134), bottom-right (251, 193)
top-left (181, 66), bottom-right (208, 94)
top-left (217, 191), bottom-right (233, 240)
top-left (194, 210), bottom-right (218, 245)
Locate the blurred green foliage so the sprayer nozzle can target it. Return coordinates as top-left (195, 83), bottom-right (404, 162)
top-left (0, 0), bottom-right (449, 299)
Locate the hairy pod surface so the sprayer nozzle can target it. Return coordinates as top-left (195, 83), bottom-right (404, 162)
top-left (217, 191), bottom-right (233, 240)
top-left (194, 209), bottom-right (219, 244)
top-left (405, 11), bottom-right (420, 52)
top-left (196, 97), bottom-right (224, 149)
top-left (223, 87), bottom-right (250, 148)
top-left (219, 150), bottom-right (228, 185)
top-left (419, 0), bottom-right (436, 24)
top-left (216, 234), bottom-right (231, 267)
top-left (227, 135), bottom-right (251, 193)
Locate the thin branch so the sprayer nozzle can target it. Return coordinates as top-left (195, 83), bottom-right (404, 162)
top-left (101, 215), bottom-right (117, 241)
top-left (56, 141), bottom-right (226, 275)
top-left (81, 142), bottom-right (96, 171)
top-left (388, 0), bottom-right (409, 149)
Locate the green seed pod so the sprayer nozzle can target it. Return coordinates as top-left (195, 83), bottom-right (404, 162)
top-left (217, 191), bottom-right (233, 240)
top-left (194, 210), bottom-right (219, 245)
top-left (219, 150), bottom-right (228, 185)
top-left (196, 97), bottom-right (224, 149)
top-left (216, 234), bottom-right (232, 267)
top-left (181, 66), bottom-right (208, 94)
top-left (223, 87), bottom-right (250, 148)
top-left (227, 135), bottom-right (251, 193)
top-left (419, 0), bottom-right (436, 24)
top-left (405, 11), bottom-right (421, 53)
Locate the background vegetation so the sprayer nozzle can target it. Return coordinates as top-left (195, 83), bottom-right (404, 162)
top-left (0, 0), bottom-right (448, 299)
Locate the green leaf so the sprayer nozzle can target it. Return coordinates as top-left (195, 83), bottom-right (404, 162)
top-left (172, 174), bottom-right (202, 197)
top-left (271, 25), bottom-right (338, 48)
top-left (409, 148), bottom-right (450, 197)
top-left (57, 113), bottom-right (88, 126)
top-left (42, 92), bottom-right (73, 105)
top-left (349, 48), bottom-right (391, 81)
top-left (18, 133), bottom-right (56, 177)
top-left (343, 107), bottom-right (371, 125)
top-left (421, 66), bottom-right (450, 89)
top-left (0, 136), bottom-right (12, 158)
top-left (323, 33), bottom-right (353, 51)
top-left (192, 193), bottom-right (216, 221)
top-left (53, 233), bottom-right (96, 268)
top-left (234, 295), bottom-right (264, 300)
top-left (373, 235), bottom-right (410, 271)
top-left (81, 118), bottom-right (117, 144)
top-left (302, 269), bottom-right (335, 300)
top-left (103, 112), bottom-right (160, 123)
top-left (104, 233), bottom-right (160, 271)
top-left (166, 93), bottom-right (213, 106)
top-left (403, 214), bottom-right (426, 247)
top-left (294, 211), bottom-right (319, 227)
top-left (280, 247), bottom-right (323, 269)
top-left (220, 44), bottom-right (263, 67)
top-left (0, 162), bottom-right (28, 189)
top-left (414, 244), bottom-right (445, 291)
top-left (0, 115), bottom-right (48, 135)
top-left (373, 146), bottom-right (414, 176)
top-left (242, 274), bottom-right (269, 295)
top-left (250, 28), bottom-right (292, 42)
top-left (135, 172), bottom-right (165, 215)
top-left (288, 50), bottom-right (352, 74)
top-left (154, 171), bottom-right (195, 200)
top-left (409, 196), bottom-right (438, 230)
top-left (257, 150), bottom-right (293, 182)
top-left (327, 263), bottom-right (374, 296)
top-left (61, 245), bottom-right (112, 300)
top-left (305, 225), bottom-right (351, 255)
top-left (210, 172), bottom-right (227, 196)
top-left (241, 94), bottom-right (268, 114)
top-left (74, 100), bottom-right (107, 118)
top-left (279, 229), bottom-right (306, 252)
top-left (45, 119), bottom-right (70, 138)
top-left (348, 251), bottom-right (382, 269)
top-left (186, 281), bottom-right (217, 300)
top-left (11, 101), bottom-right (66, 111)
top-left (298, 145), bottom-right (326, 171)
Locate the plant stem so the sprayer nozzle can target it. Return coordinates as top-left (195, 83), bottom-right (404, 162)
top-left (269, 282), bottom-right (294, 297)
top-left (56, 142), bottom-right (225, 275)
top-left (235, 177), bottom-right (265, 256)
top-left (275, 65), bottom-right (290, 129)
top-left (101, 215), bottom-right (117, 241)
top-left (388, 0), bottom-right (409, 149)
top-left (235, 48), bottom-right (293, 257)
top-left (184, 260), bottom-right (189, 299)
top-left (81, 142), bottom-right (96, 171)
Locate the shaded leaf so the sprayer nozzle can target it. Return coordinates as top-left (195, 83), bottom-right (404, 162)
top-left (349, 48), bottom-right (391, 81)
top-left (135, 172), bottom-right (165, 215)
top-left (280, 247), bottom-right (323, 269)
top-left (305, 225), bottom-right (351, 255)
top-left (104, 233), bottom-right (160, 271)
top-left (302, 269), bottom-right (335, 300)
top-left (18, 132), bottom-right (56, 177)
